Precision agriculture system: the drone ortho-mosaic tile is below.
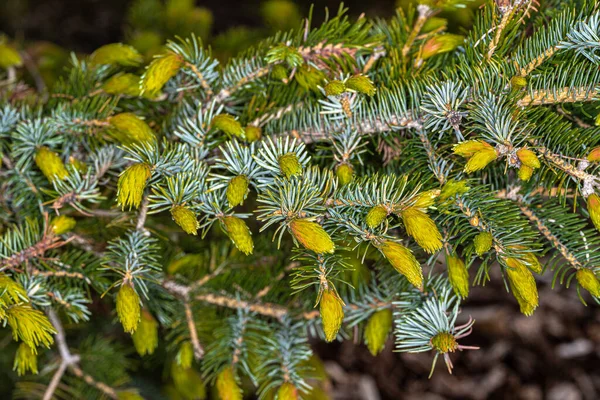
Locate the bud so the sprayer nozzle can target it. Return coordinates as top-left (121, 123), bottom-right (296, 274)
top-left (276, 382), bottom-right (299, 400)
top-left (453, 140), bottom-right (493, 158)
top-left (464, 147), bottom-right (498, 173)
top-left (446, 253), bottom-right (469, 299)
top-left (117, 163), bottom-right (152, 210)
top-left (295, 65), bottom-right (326, 92)
top-left (69, 156), bottom-right (88, 174)
top-left (223, 216), bottom-right (254, 255)
top-left (141, 53), bottom-right (183, 96)
top-left (132, 310), bottom-right (158, 356)
top-left (378, 240), bottom-right (423, 289)
top-left (244, 125), bottom-right (262, 142)
top-left (176, 341), bottom-right (194, 369)
top-left (289, 219), bottom-right (335, 254)
top-left (510, 247), bottom-right (542, 274)
top-left (336, 163), bottom-right (354, 185)
top-left (227, 175), bottom-right (249, 207)
top-left (576, 268), bottom-right (600, 298)
top-left (171, 362), bottom-right (207, 400)
top-left (211, 114), bottom-right (245, 138)
top-left (469, 215), bottom-right (479, 226)
top-left (345, 74), bottom-right (376, 96)
top-left (473, 231), bottom-right (492, 256)
top-left (421, 34), bottom-right (464, 60)
top-left (516, 148), bottom-right (540, 169)
top-left (518, 165), bottom-right (534, 181)
top-left (278, 152), bottom-right (303, 178)
top-left (430, 332), bottom-right (457, 353)
top-left (364, 309), bottom-right (393, 356)
top-left (109, 113), bottom-right (156, 145)
top-left (0, 43), bottom-right (22, 68)
top-left (271, 64), bottom-right (289, 80)
top-left (504, 257), bottom-right (539, 316)
top-left (324, 80), bottom-right (346, 96)
top-left (587, 193), bottom-right (600, 231)
top-left (510, 75), bottom-right (527, 90)
top-left (401, 208), bottom-right (443, 253)
top-left (170, 205), bottom-right (199, 235)
top-left (102, 73), bottom-right (140, 97)
top-left (587, 146), bottom-right (600, 162)
top-left (320, 289), bottom-right (344, 342)
top-left (414, 189), bottom-right (440, 209)
top-left (116, 284), bottom-right (141, 334)
top-left (439, 179), bottom-right (469, 201)
top-left (216, 366), bottom-right (242, 400)
top-left (50, 215), bottom-right (76, 235)
top-left (35, 146), bottom-right (68, 182)
top-left (365, 205), bottom-right (388, 228)
top-left (13, 343), bottom-right (38, 376)
top-left (90, 43), bottom-right (142, 67)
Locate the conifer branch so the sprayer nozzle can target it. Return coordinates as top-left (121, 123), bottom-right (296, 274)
top-left (518, 86), bottom-right (598, 106)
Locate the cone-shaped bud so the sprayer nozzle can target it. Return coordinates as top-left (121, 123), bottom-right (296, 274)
top-left (505, 257), bottom-right (539, 316)
top-left (289, 219), bottom-right (335, 254)
top-left (141, 53), bottom-right (183, 96)
top-left (587, 146), bottom-right (600, 162)
top-left (473, 231), bottom-right (493, 256)
top-left (378, 240), bottom-right (423, 288)
top-left (295, 66), bottom-right (326, 92)
top-left (276, 382), bottom-right (299, 400)
top-left (0, 43), bottom-right (22, 68)
top-left (103, 73), bottom-right (141, 97)
top-left (421, 34), bottom-right (464, 60)
top-left (401, 208), bottom-right (443, 253)
top-left (320, 289), bottom-right (344, 342)
top-left (90, 43), bottom-right (142, 66)
top-left (171, 362), bottom-right (207, 400)
top-left (117, 163), bottom-right (152, 210)
top-left (278, 152), bottom-right (302, 178)
top-left (116, 284), bottom-right (141, 334)
top-left (244, 125), bottom-right (262, 142)
top-left (35, 147), bottom-right (68, 182)
top-left (345, 74), bottom-right (376, 96)
top-left (211, 114), bottom-right (245, 138)
top-left (576, 268), bottom-right (600, 298)
top-left (216, 366), bottom-right (242, 400)
top-left (518, 165), bottom-right (534, 181)
top-left (223, 216), bottom-right (254, 255)
top-left (446, 253), bottom-right (469, 299)
top-left (335, 163), bottom-right (354, 185)
top-left (227, 175), bottom-right (249, 207)
top-left (13, 343), bottom-right (38, 376)
top-left (324, 80), bottom-right (346, 96)
top-left (364, 308), bottom-right (393, 356)
top-left (109, 113), bottom-right (156, 145)
top-left (439, 179), bottom-right (469, 201)
top-left (453, 140), bottom-right (493, 157)
top-left (50, 215), bottom-right (76, 235)
top-left (510, 75), bottom-right (527, 90)
top-left (464, 148), bottom-right (498, 173)
top-left (587, 193), bottom-right (600, 231)
top-left (414, 189), bottom-right (440, 209)
top-left (516, 148), bottom-right (540, 169)
top-left (170, 205), bottom-right (199, 235)
top-left (365, 205), bottom-right (388, 228)
top-left (430, 332), bottom-right (457, 353)
top-left (176, 341), bottom-right (194, 369)
top-left (271, 64), bottom-right (289, 80)
top-left (132, 310), bottom-right (158, 356)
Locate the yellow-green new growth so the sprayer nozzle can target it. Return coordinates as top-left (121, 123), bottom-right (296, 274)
top-left (170, 205), bottom-right (199, 235)
top-left (365, 205), bottom-right (388, 228)
top-left (0, 43), bottom-right (22, 68)
top-left (117, 163), bottom-right (152, 210)
top-left (324, 80), bottom-right (346, 96)
top-left (473, 231), bottom-right (493, 256)
top-left (446, 253), bottom-right (469, 299)
top-left (504, 257), bottom-right (539, 316)
top-left (320, 289), bottom-right (344, 342)
top-left (141, 53), bottom-right (183, 96)
top-left (35, 146), bottom-right (69, 182)
top-left (278, 152), bottom-right (303, 178)
top-left (109, 113), bottom-right (156, 145)
top-left (176, 341), bottom-right (194, 369)
top-left (116, 284), bottom-right (141, 334)
top-left (103, 73), bottom-right (142, 97)
top-left (244, 125), bottom-right (262, 142)
top-left (132, 310), bottom-right (158, 356)
top-left (13, 343), bottom-right (38, 376)
top-left (50, 215), bottom-right (76, 235)
top-left (276, 382), bottom-right (299, 400)
top-left (364, 308), bottom-right (393, 356)
top-left (576, 268), bottom-right (600, 298)
top-left (587, 193), bottom-right (600, 231)
top-left (378, 240), bottom-right (423, 289)
top-left (90, 43), bottom-right (142, 66)
top-left (227, 175), bottom-right (249, 207)
top-left (289, 219), bottom-right (335, 254)
top-left (345, 74), bottom-right (376, 96)
top-left (211, 114), bottom-right (245, 138)
top-left (223, 216), bottom-right (254, 255)
top-left (336, 163), bottom-right (354, 185)
top-left (430, 332), bottom-right (458, 353)
top-left (216, 366), bottom-right (242, 400)
top-left (401, 208), bottom-right (443, 253)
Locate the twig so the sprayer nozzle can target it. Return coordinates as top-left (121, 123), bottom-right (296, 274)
top-left (184, 302), bottom-right (204, 360)
top-left (402, 5), bottom-right (433, 59)
top-left (136, 196), bottom-right (150, 231)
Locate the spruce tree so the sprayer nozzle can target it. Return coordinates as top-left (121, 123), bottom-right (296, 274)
top-left (1, 0), bottom-right (600, 398)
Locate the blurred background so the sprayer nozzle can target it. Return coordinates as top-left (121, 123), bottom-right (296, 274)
top-left (1, 1), bottom-right (599, 399)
